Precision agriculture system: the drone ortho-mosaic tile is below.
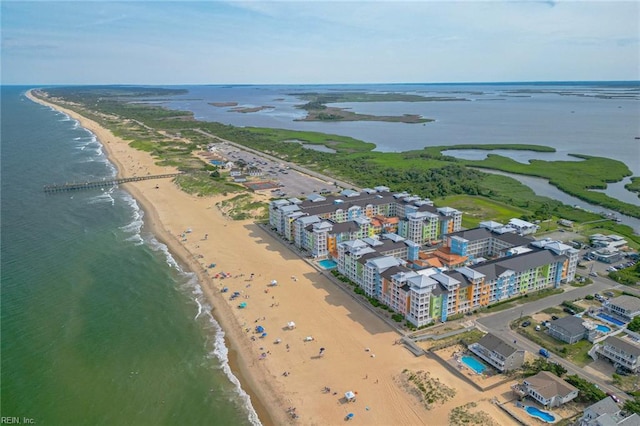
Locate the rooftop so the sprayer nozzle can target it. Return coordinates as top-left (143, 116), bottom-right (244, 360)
top-left (524, 371), bottom-right (578, 400)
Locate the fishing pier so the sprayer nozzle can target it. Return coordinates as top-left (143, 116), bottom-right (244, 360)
top-left (43, 173), bottom-right (183, 193)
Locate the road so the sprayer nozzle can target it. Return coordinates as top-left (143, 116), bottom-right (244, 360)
top-left (193, 128), bottom-right (360, 192)
top-left (197, 127), bottom-right (637, 400)
top-left (476, 277), bottom-right (634, 401)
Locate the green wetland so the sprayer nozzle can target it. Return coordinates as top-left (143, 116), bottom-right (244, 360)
top-left (35, 86), bottom-right (640, 245)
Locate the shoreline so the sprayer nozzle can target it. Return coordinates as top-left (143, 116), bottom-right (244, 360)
top-left (26, 88), bottom-right (521, 426)
top-left (26, 89), bottom-right (280, 426)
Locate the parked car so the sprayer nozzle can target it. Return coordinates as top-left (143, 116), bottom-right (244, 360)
top-left (539, 348), bottom-right (550, 358)
top-left (563, 307), bottom-right (577, 315)
top-left (551, 315), bottom-right (559, 320)
top-left (521, 320), bottom-right (531, 327)
top-left (535, 325), bottom-right (541, 331)
top-left (607, 392), bottom-right (620, 403)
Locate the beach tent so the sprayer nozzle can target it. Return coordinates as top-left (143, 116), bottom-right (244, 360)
top-left (287, 321), bottom-right (296, 330)
top-left (238, 302), bottom-right (247, 309)
top-left (269, 279), bottom-right (278, 286)
top-left (260, 332), bottom-right (268, 338)
top-left (256, 325), bottom-right (265, 333)
top-left (345, 391), bottom-right (356, 402)
top-left (346, 413), bottom-right (354, 421)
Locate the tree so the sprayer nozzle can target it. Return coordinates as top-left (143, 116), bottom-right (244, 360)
top-left (564, 374), bottom-right (607, 403)
top-left (628, 316), bottom-right (640, 333)
top-left (624, 397), bottom-right (640, 415)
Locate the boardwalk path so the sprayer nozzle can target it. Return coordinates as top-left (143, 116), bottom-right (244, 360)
top-left (43, 173), bottom-right (183, 193)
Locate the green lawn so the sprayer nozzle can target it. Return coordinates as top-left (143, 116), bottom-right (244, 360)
top-left (434, 194), bottom-right (531, 227)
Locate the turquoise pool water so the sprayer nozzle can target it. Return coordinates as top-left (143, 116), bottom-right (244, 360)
top-left (318, 259), bottom-right (337, 270)
top-left (525, 406), bottom-right (555, 423)
top-left (461, 355), bottom-right (486, 374)
top-left (596, 324), bottom-right (611, 333)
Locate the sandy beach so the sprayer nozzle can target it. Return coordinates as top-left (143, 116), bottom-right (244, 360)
top-left (27, 90), bottom-right (520, 426)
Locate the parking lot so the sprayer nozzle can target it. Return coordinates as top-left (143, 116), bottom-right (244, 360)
top-left (214, 142), bottom-right (339, 198)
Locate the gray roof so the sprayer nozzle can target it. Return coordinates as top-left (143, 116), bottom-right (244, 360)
top-left (475, 249), bottom-right (564, 279)
top-left (380, 265), bottom-right (407, 281)
top-left (330, 221), bottom-right (361, 234)
top-left (280, 204), bottom-right (301, 213)
top-left (620, 414), bottom-right (640, 425)
top-left (306, 193), bottom-right (326, 202)
top-left (407, 274), bottom-right (438, 290)
top-left (297, 192), bottom-right (395, 216)
top-left (585, 396), bottom-right (620, 418)
top-left (603, 336), bottom-right (640, 357)
top-left (446, 226), bottom-right (532, 247)
top-left (609, 295), bottom-right (640, 312)
top-left (297, 215), bottom-right (320, 225)
top-left (475, 333), bottom-right (519, 357)
top-left (366, 256), bottom-right (404, 270)
top-left (549, 316), bottom-right (588, 336)
top-left (356, 252), bottom-right (380, 265)
top-left (524, 371), bottom-right (578, 400)
top-left (375, 239), bottom-right (408, 255)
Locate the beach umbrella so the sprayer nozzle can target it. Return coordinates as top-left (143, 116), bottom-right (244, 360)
top-left (261, 332), bottom-right (268, 338)
top-left (256, 325), bottom-right (264, 333)
top-left (287, 321), bottom-right (296, 329)
top-left (346, 413), bottom-right (354, 420)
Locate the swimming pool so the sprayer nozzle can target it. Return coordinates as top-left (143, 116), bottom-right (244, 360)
top-left (525, 406), bottom-right (555, 423)
top-left (461, 355), bottom-right (487, 374)
top-left (318, 259), bottom-right (337, 270)
top-left (597, 313), bottom-right (625, 327)
top-left (596, 324), bottom-right (611, 333)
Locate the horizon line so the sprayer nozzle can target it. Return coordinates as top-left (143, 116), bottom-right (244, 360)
top-left (3, 79), bottom-right (640, 88)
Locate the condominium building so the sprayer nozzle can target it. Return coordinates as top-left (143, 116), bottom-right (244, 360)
top-left (268, 188), bottom-right (462, 258)
top-left (336, 230), bottom-right (578, 325)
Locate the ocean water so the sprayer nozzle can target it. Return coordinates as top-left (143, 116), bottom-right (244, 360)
top-left (0, 87), bottom-right (257, 425)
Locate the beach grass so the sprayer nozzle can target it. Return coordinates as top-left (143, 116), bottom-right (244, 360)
top-left (175, 173), bottom-right (244, 197)
top-left (434, 195), bottom-right (530, 228)
top-left (34, 87), bottom-right (640, 227)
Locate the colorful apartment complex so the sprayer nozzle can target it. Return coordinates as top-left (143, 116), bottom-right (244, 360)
top-left (334, 230), bottom-right (578, 327)
top-left (268, 190), bottom-right (578, 327)
top-left (269, 187), bottom-right (462, 258)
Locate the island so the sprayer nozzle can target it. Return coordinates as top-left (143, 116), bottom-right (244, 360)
top-left (290, 91), bottom-right (467, 123)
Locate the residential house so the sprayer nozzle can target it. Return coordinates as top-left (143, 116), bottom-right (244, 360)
top-left (604, 295), bottom-right (640, 322)
top-left (597, 336), bottom-right (640, 373)
top-left (521, 371), bottom-right (579, 408)
top-left (468, 333), bottom-right (525, 372)
top-left (547, 316), bottom-right (597, 344)
top-left (580, 396), bottom-right (639, 426)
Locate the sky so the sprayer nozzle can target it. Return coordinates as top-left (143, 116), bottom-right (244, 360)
top-left (2, 0), bottom-right (639, 85)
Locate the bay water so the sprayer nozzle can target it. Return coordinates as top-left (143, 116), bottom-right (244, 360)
top-left (0, 87), bottom-right (257, 425)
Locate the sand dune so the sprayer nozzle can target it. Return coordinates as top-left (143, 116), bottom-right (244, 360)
top-left (28, 90), bottom-right (518, 426)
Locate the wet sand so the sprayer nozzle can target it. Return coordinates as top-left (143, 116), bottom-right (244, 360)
top-left (28, 89), bottom-right (518, 426)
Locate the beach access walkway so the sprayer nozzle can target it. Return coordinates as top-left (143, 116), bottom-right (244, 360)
top-left (43, 173), bottom-right (184, 193)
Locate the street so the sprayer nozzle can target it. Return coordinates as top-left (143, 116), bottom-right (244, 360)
top-left (476, 277), bottom-right (635, 401)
